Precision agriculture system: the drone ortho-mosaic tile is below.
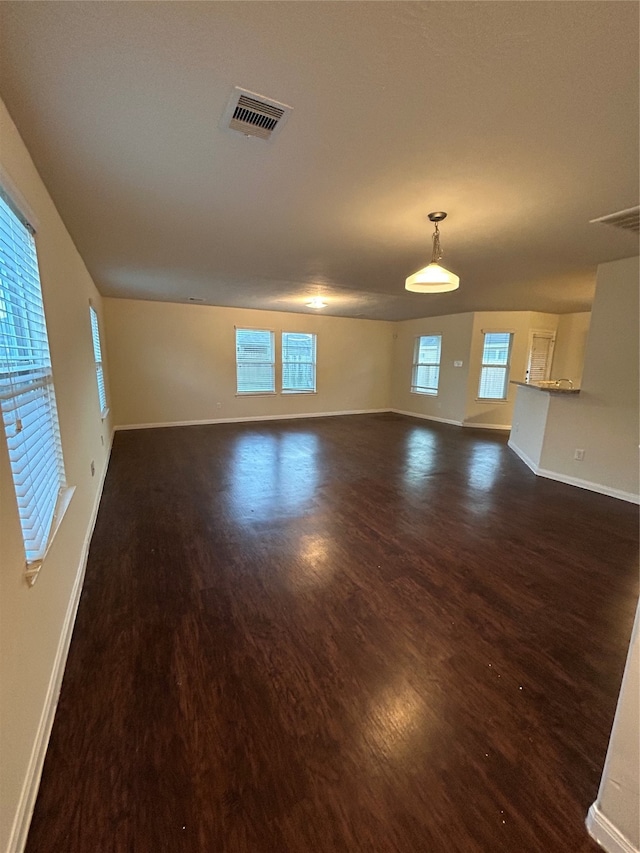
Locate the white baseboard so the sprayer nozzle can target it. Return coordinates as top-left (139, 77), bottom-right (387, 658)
top-left (507, 441), bottom-right (639, 504)
top-left (390, 409), bottom-right (463, 427)
top-left (507, 439), bottom-right (540, 473)
top-left (462, 421), bottom-right (511, 431)
top-left (7, 435), bottom-right (114, 853)
top-left (114, 408), bottom-right (392, 431)
top-left (586, 803), bottom-right (639, 853)
top-left (536, 467), bottom-right (640, 504)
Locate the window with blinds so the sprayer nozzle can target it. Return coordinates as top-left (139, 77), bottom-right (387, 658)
top-left (0, 188), bottom-right (68, 573)
top-left (526, 331), bottom-right (555, 382)
top-left (478, 331), bottom-right (513, 400)
top-left (89, 304), bottom-right (108, 415)
top-left (282, 332), bottom-right (316, 393)
top-left (235, 328), bottom-right (275, 394)
top-left (411, 334), bottom-right (442, 395)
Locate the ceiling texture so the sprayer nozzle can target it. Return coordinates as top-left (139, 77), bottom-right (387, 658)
top-left (0, 1), bottom-right (638, 321)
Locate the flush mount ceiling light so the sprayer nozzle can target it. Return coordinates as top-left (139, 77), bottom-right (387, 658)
top-left (306, 297), bottom-right (328, 309)
top-left (405, 212), bottom-right (460, 293)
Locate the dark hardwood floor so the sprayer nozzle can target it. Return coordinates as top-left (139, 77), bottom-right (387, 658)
top-left (27, 414), bottom-right (639, 852)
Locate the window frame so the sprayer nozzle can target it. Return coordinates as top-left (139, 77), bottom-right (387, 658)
top-left (411, 333), bottom-right (442, 396)
top-left (235, 326), bottom-right (276, 395)
top-left (477, 330), bottom-right (514, 401)
top-left (89, 303), bottom-right (108, 417)
top-left (0, 184), bottom-right (74, 585)
top-left (281, 331), bottom-right (317, 394)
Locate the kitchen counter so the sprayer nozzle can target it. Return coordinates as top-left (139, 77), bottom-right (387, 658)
top-left (510, 380), bottom-right (580, 395)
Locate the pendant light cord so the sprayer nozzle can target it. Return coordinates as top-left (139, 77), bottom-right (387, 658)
top-left (430, 221), bottom-right (442, 264)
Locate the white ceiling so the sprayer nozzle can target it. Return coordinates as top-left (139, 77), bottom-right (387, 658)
top-left (0, 1), bottom-right (638, 321)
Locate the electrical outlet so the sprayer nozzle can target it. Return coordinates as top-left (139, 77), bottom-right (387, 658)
top-left (90, 460), bottom-right (95, 476)
top-left (574, 448), bottom-right (585, 461)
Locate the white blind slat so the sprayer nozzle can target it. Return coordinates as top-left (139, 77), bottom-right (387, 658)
top-left (0, 190), bottom-right (66, 565)
top-left (236, 328), bottom-right (275, 394)
top-left (282, 332), bottom-right (316, 392)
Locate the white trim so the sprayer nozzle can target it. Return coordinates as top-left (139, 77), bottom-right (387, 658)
top-left (537, 466), bottom-right (640, 504)
top-left (113, 409), bottom-right (392, 431)
top-left (586, 803), bottom-right (639, 853)
top-left (7, 432), bottom-right (114, 853)
top-left (462, 422), bottom-right (511, 431)
top-left (507, 439), bottom-right (539, 473)
top-left (507, 441), bottom-right (640, 504)
top-left (390, 409), bottom-right (463, 427)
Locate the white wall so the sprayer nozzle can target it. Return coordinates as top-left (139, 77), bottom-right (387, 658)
top-left (539, 257), bottom-right (639, 501)
top-left (0, 100), bottom-right (112, 853)
top-left (552, 312), bottom-right (591, 386)
top-left (103, 298), bottom-right (393, 428)
top-left (391, 310), bottom-right (563, 430)
top-left (588, 601), bottom-right (640, 853)
top-left (390, 312), bottom-right (474, 424)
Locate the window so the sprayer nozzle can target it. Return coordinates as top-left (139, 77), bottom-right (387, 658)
top-left (526, 331), bottom-right (555, 383)
top-left (411, 334), bottom-right (442, 395)
top-left (0, 188), bottom-right (69, 579)
top-left (235, 328), bottom-right (275, 394)
top-left (282, 332), bottom-right (316, 393)
top-left (478, 331), bottom-right (513, 400)
top-left (89, 304), bottom-right (107, 415)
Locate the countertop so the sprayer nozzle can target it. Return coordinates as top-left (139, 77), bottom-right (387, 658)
top-left (510, 381), bottom-right (580, 395)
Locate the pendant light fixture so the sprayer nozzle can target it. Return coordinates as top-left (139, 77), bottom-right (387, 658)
top-left (405, 212), bottom-right (460, 293)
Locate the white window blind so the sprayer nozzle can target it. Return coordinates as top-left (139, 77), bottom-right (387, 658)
top-left (478, 331), bottom-right (513, 399)
top-left (526, 332), bottom-right (555, 382)
top-left (89, 304), bottom-right (107, 414)
top-left (236, 328), bottom-right (275, 394)
top-left (411, 334), bottom-right (442, 395)
top-left (282, 332), bottom-right (316, 393)
top-left (0, 189), bottom-right (67, 569)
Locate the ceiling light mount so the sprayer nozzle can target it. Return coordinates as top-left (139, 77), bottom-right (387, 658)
top-left (306, 296), bottom-right (327, 309)
top-left (405, 211), bottom-right (460, 294)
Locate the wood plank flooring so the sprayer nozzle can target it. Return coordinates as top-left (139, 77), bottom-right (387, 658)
top-left (26, 414), bottom-right (639, 852)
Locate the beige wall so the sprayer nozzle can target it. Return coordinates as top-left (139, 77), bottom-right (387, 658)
top-left (589, 601), bottom-right (639, 851)
top-left (539, 257), bottom-right (639, 499)
top-left (0, 101), bottom-right (112, 852)
top-left (552, 312), bottom-right (591, 386)
top-left (103, 299), bottom-right (393, 428)
top-left (390, 312), bottom-right (474, 424)
top-left (392, 310), bottom-right (564, 430)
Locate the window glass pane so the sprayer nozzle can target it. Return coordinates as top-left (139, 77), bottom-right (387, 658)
top-left (89, 305), bottom-right (107, 413)
top-left (236, 328), bottom-right (275, 393)
top-left (478, 366), bottom-right (507, 399)
top-left (282, 332), bottom-right (316, 392)
top-left (412, 334), bottom-right (442, 394)
top-left (0, 190), bottom-right (66, 564)
top-left (481, 332), bottom-right (511, 365)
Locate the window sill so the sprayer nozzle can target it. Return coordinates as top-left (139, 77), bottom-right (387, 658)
top-left (475, 398), bottom-right (509, 403)
top-left (235, 391), bottom-right (277, 397)
top-left (281, 390), bottom-right (317, 395)
top-left (25, 485), bottom-right (76, 587)
top-left (100, 407), bottom-right (110, 420)
top-left (410, 390), bottom-right (438, 397)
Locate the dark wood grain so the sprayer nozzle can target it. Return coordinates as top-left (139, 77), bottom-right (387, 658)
top-left (26, 414), bottom-right (639, 852)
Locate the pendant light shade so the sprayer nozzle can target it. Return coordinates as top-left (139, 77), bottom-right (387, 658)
top-left (405, 212), bottom-right (460, 293)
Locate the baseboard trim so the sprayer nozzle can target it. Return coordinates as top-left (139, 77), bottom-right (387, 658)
top-left (461, 422), bottom-right (511, 431)
top-left (390, 409), bottom-right (463, 427)
top-left (114, 409), bottom-right (392, 431)
top-left (537, 467), bottom-right (640, 504)
top-left (507, 439), bottom-right (540, 473)
top-left (586, 803), bottom-right (639, 853)
top-left (7, 434), bottom-right (114, 853)
top-left (507, 441), bottom-right (639, 504)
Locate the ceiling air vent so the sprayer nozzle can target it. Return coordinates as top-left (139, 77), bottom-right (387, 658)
top-left (590, 205), bottom-right (640, 234)
top-left (221, 87), bottom-right (292, 141)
